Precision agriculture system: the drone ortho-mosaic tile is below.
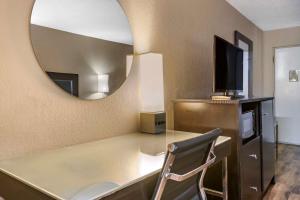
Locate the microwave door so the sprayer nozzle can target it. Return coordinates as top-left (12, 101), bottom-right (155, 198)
top-left (242, 112), bottom-right (254, 139)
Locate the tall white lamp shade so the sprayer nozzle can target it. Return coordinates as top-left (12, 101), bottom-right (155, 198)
top-left (138, 53), bottom-right (164, 112)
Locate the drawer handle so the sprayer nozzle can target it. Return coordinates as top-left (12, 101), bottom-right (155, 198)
top-left (250, 186), bottom-right (258, 192)
top-left (249, 154), bottom-right (258, 160)
top-left (263, 113), bottom-right (270, 116)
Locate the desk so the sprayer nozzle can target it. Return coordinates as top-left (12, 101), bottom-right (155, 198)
top-left (0, 131), bottom-right (231, 200)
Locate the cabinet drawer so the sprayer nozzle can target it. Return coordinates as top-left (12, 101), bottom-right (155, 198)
top-left (241, 137), bottom-right (262, 200)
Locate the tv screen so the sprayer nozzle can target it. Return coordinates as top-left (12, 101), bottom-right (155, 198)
top-left (214, 36), bottom-right (243, 92)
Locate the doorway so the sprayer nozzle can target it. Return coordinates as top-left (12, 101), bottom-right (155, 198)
top-left (275, 45), bottom-right (300, 145)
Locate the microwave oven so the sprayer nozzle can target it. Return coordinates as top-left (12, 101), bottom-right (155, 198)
top-left (241, 111), bottom-right (255, 139)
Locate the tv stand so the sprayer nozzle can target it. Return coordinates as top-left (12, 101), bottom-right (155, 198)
top-left (211, 92), bottom-right (244, 101)
top-left (224, 91), bottom-right (244, 99)
top-left (231, 95), bottom-right (245, 99)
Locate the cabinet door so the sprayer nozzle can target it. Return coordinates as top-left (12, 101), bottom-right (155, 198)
top-left (261, 100), bottom-right (275, 192)
top-left (241, 137), bottom-right (262, 200)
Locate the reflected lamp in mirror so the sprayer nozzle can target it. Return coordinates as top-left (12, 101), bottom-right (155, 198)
top-left (289, 70), bottom-right (299, 82)
top-left (138, 53), bottom-right (165, 112)
top-left (98, 74), bottom-right (109, 93)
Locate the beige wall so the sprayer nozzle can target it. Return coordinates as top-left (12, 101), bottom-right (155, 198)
top-left (263, 26), bottom-right (300, 96)
top-left (0, 0), bottom-right (139, 160)
top-left (121, 0), bottom-right (264, 128)
top-left (0, 0), bottom-right (263, 159)
top-left (31, 25), bottom-right (133, 99)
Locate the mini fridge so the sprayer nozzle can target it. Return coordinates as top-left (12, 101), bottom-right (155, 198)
top-left (261, 100), bottom-right (276, 193)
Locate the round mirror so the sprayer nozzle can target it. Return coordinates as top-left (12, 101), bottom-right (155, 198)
top-left (30, 0), bottom-right (134, 100)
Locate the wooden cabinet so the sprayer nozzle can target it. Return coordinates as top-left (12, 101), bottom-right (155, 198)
top-left (174, 97), bottom-right (275, 200)
top-left (241, 137), bottom-right (261, 200)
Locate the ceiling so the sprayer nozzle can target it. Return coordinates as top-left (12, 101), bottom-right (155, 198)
top-left (31, 0), bottom-right (133, 45)
top-left (226, 0), bottom-right (300, 31)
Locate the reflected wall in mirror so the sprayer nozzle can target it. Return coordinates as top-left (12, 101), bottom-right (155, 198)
top-left (30, 0), bottom-right (134, 100)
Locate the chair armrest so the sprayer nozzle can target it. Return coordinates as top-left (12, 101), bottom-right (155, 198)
top-left (165, 152), bottom-right (216, 182)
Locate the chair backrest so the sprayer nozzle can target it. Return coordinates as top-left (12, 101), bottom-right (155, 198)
top-left (152, 129), bottom-right (221, 200)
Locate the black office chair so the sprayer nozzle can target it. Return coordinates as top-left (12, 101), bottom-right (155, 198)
top-left (152, 129), bottom-right (220, 200)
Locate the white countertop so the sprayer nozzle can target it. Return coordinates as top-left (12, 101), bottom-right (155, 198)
top-left (0, 131), bottom-right (230, 200)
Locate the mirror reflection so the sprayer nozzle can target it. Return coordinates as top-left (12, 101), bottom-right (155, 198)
top-left (30, 0), bottom-right (134, 100)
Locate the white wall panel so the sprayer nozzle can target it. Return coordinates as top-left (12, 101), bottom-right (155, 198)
top-left (275, 46), bottom-right (300, 145)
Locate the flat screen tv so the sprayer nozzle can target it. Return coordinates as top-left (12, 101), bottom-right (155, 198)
top-left (214, 36), bottom-right (243, 94)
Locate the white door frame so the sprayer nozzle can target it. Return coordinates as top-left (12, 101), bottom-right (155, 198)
top-left (274, 44), bottom-right (300, 145)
